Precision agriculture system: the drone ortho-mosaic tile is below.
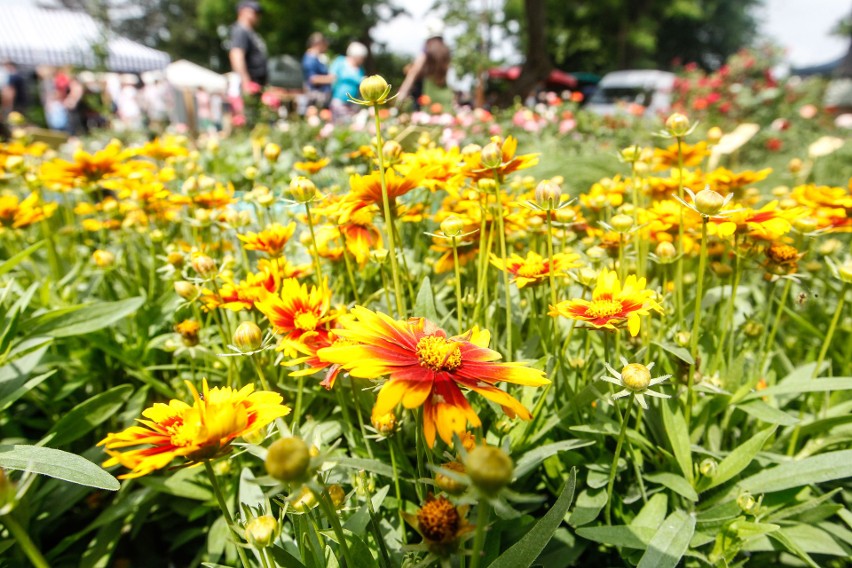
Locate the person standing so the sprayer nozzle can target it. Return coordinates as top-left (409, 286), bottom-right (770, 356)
top-left (397, 22), bottom-right (453, 110)
top-left (229, 1), bottom-right (268, 125)
top-left (329, 42), bottom-right (367, 123)
top-left (301, 32), bottom-right (333, 110)
top-left (1, 61), bottom-right (28, 117)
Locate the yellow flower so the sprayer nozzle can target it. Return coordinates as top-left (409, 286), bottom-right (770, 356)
top-left (549, 268), bottom-right (661, 336)
top-left (238, 223), bottom-right (297, 256)
top-left (99, 379), bottom-right (290, 479)
top-left (490, 250), bottom-right (582, 289)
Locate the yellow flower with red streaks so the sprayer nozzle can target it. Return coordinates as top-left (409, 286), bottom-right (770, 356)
top-left (549, 268), bottom-right (661, 336)
top-left (294, 157), bottom-right (331, 174)
top-left (491, 250), bottom-right (582, 289)
top-left (789, 183), bottom-right (851, 232)
top-left (255, 278), bottom-right (333, 346)
top-left (707, 201), bottom-right (795, 241)
top-left (465, 136), bottom-right (539, 181)
top-left (652, 141), bottom-right (709, 170)
top-left (397, 147), bottom-right (465, 194)
top-left (0, 193), bottom-right (58, 229)
top-left (238, 222), bottom-right (296, 256)
top-left (39, 142), bottom-right (153, 189)
top-left (98, 379), bottom-right (289, 479)
top-left (645, 170), bottom-right (706, 200)
top-left (705, 167), bottom-right (771, 194)
top-left (135, 136), bottom-right (189, 161)
top-left (348, 168), bottom-right (426, 205)
top-left (190, 182), bottom-right (235, 209)
top-left (315, 307), bottom-right (549, 447)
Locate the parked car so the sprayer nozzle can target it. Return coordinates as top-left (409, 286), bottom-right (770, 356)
top-left (586, 69), bottom-right (676, 116)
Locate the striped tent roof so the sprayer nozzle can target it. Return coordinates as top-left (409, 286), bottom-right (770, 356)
top-left (0, 6), bottom-right (170, 72)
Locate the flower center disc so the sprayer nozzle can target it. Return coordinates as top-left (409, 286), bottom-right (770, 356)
top-left (416, 335), bottom-right (463, 372)
top-left (294, 311), bottom-right (319, 331)
top-left (516, 261), bottom-right (545, 279)
top-left (585, 299), bottom-right (623, 319)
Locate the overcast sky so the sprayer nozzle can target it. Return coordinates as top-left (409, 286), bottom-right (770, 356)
top-left (373, 0), bottom-right (850, 67)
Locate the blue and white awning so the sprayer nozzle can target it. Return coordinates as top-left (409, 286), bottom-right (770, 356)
top-left (0, 6), bottom-right (170, 72)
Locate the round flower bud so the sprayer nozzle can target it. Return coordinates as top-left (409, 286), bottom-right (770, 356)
top-left (174, 281), bottom-right (197, 300)
top-left (244, 515), bottom-right (278, 548)
top-left (694, 188), bottom-right (726, 216)
top-left (586, 246), bottom-right (606, 262)
top-left (737, 492), bottom-right (758, 515)
top-left (743, 321), bottom-right (764, 337)
top-left (655, 241), bottom-right (677, 263)
top-left (620, 146), bottom-right (641, 163)
top-left (289, 176), bottom-right (318, 203)
top-left (480, 142), bottom-right (503, 169)
top-left (435, 461), bottom-right (467, 495)
top-left (328, 484), bottom-right (347, 509)
top-left (302, 145), bottom-right (319, 160)
top-left (534, 180), bottom-right (562, 209)
top-left (621, 363), bottom-right (651, 391)
top-left (166, 251), bottom-right (185, 268)
top-left (244, 166), bottom-right (258, 180)
top-left (838, 261), bottom-right (852, 284)
top-left (265, 437), bottom-right (311, 482)
top-left (359, 75), bottom-right (391, 104)
top-left (610, 214), bottom-right (634, 233)
top-left (554, 208), bottom-right (576, 224)
top-left (461, 143), bottom-right (482, 157)
top-left (291, 486), bottom-right (318, 511)
top-left (665, 113), bottom-right (691, 138)
top-left (675, 330), bottom-right (691, 347)
top-left (699, 458), bottom-right (718, 477)
top-left (382, 140), bottom-right (403, 161)
top-left (370, 248), bottom-right (389, 265)
top-left (234, 321), bottom-right (263, 352)
top-left (792, 217), bottom-right (817, 234)
top-left (707, 127), bottom-right (723, 144)
top-left (788, 158), bottom-right (803, 174)
top-left (440, 216), bottom-right (465, 238)
top-left (370, 411), bottom-right (396, 435)
top-left (92, 249), bottom-right (115, 268)
top-left (191, 254), bottom-right (217, 278)
top-left (464, 445), bottom-right (513, 496)
top-left (264, 143), bottom-right (281, 162)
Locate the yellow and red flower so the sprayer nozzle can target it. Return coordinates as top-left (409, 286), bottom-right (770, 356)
top-left (255, 278), bottom-right (333, 346)
top-left (99, 379), bottom-right (289, 479)
top-left (490, 250), bottom-right (582, 288)
top-left (238, 222), bottom-right (297, 256)
top-left (465, 136), bottom-right (539, 181)
top-left (315, 307), bottom-right (549, 447)
top-left (549, 268), bottom-right (661, 336)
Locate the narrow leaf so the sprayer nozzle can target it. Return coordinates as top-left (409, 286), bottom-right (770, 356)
top-left (413, 276), bottom-right (438, 322)
top-left (703, 425), bottom-right (777, 491)
top-left (0, 444), bottom-right (120, 490)
top-left (26, 296), bottom-right (145, 338)
top-left (740, 450), bottom-right (852, 493)
top-left (661, 401), bottom-right (693, 484)
top-left (637, 510), bottom-right (695, 568)
top-left (0, 240), bottom-right (44, 277)
top-left (44, 384), bottom-right (134, 448)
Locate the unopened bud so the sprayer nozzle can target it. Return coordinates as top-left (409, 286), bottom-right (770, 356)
top-left (655, 241), bottom-right (677, 263)
top-left (265, 437), bottom-right (311, 482)
top-left (707, 127), bottom-right (723, 144)
top-left (838, 261), bottom-right (852, 284)
top-left (289, 176), bottom-right (318, 203)
top-left (788, 158), bottom-right (803, 174)
top-left (621, 363), bottom-right (651, 391)
top-left (234, 321), bottom-right (263, 352)
top-left (264, 143), bottom-right (281, 162)
top-left (382, 140), bottom-right (403, 161)
top-left (480, 142), bottom-right (503, 169)
top-left (699, 458), bottom-right (718, 477)
top-left (328, 484), bottom-right (347, 509)
top-left (665, 113), bottom-right (691, 138)
top-left (370, 248), bottom-right (389, 265)
top-left (191, 254), bottom-right (217, 278)
top-left (554, 208), bottom-right (576, 224)
top-left (610, 214), bottom-right (634, 233)
top-left (464, 445), bottom-right (513, 496)
top-left (244, 515), bottom-right (278, 548)
top-left (435, 461), bottom-right (467, 495)
top-left (371, 411), bottom-right (396, 435)
top-left (174, 281), bottom-right (197, 300)
top-left (737, 491), bottom-right (759, 515)
top-left (534, 180), bottom-right (562, 209)
top-left (440, 216), bottom-right (465, 238)
top-left (302, 145), bottom-right (319, 160)
top-left (92, 249), bottom-right (115, 268)
top-left (358, 75), bottom-right (391, 105)
top-left (694, 188), bottom-right (726, 216)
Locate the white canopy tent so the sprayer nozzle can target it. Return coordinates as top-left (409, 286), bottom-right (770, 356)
top-left (164, 60), bottom-right (228, 94)
top-left (0, 6), bottom-right (169, 72)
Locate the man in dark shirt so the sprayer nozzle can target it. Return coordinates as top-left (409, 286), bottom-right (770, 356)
top-left (1, 61), bottom-right (27, 116)
top-left (229, 1), bottom-right (268, 95)
top-left (301, 33), bottom-right (333, 109)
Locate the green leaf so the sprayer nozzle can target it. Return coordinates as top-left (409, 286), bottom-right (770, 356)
top-left (269, 546), bottom-right (308, 568)
top-left (413, 276), bottom-right (438, 322)
top-left (652, 341), bottom-right (694, 365)
top-left (632, 493), bottom-right (668, 529)
top-left (25, 296), bottom-right (145, 338)
top-left (740, 450), bottom-right (852, 493)
top-left (568, 488), bottom-right (607, 527)
top-left (488, 467), bottom-right (577, 568)
top-left (743, 378), bottom-right (852, 400)
top-left (333, 457), bottom-right (395, 478)
top-left (637, 509), bottom-right (695, 568)
top-left (514, 439), bottom-right (594, 478)
top-left (43, 384), bottom-right (134, 448)
top-left (0, 444), bottom-right (120, 490)
top-left (576, 525), bottom-right (656, 549)
top-left (701, 425), bottom-right (777, 491)
top-left (766, 531), bottom-right (820, 568)
top-left (0, 240), bottom-right (43, 277)
top-left (645, 472), bottom-right (698, 501)
top-left (736, 400), bottom-right (799, 426)
top-left (661, 401), bottom-right (693, 484)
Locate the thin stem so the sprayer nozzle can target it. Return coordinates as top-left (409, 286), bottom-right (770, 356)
top-left (203, 461), bottom-right (251, 568)
top-left (389, 439), bottom-right (407, 544)
top-left (605, 393), bottom-right (633, 525)
top-left (312, 483), bottom-right (356, 568)
top-left (292, 376), bottom-right (305, 430)
top-left (2, 515), bottom-right (50, 568)
top-left (470, 500), bottom-right (491, 568)
top-left (760, 278), bottom-right (793, 371)
top-left (675, 137), bottom-right (685, 329)
top-left (337, 229), bottom-right (361, 304)
top-left (304, 202), bottom-right (325, 287)
top-left (545, 211), bottom-right (558, 308)
top-left (451, 236), bottom-right (464, 333)
top-left (811, 283), bottom-right (848, 380)
top-left (492, 175), bottom-right (512, 357)
top-left (374, 109), bottom-right (406, 317)
top-left (686, 218), bottom-right (708, 426)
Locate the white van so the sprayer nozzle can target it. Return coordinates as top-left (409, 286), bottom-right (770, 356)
top-left (586, 70), bottom-right (676, 116)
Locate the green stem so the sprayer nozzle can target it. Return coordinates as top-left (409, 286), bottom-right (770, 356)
top-left (545, 211), bottom-right (558, 309)
top-left (374, 109), bottom-right (406, 317)
top-left (686, 218), bottom-right (708, 426)
top-left (811, 283), bottom-right (848, 380)
top-left (203, 461), bottom-right (251, 568)
top-left (304, 202), bottom-right (325, 287)
top-left (337, 229), bottom-right (361, 304)
top-left (675, 137), bottom-right (685, 329)
top-left (470, 500), bottom-right (491, 568)
top-left (605, 393), bottom-right (633, 525)
top-left (760, 278), bottom-right (793, 371)
top-left (492, 174), bottom-right (512, 357)
top-left (389, 439), bottom-right (407, 544)
top-left (312, 484), bottom-right (356, 568)
top-left (2, 515), bottom-right (50, 568)
top-left (451, 236), bottom-right (464, 333)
